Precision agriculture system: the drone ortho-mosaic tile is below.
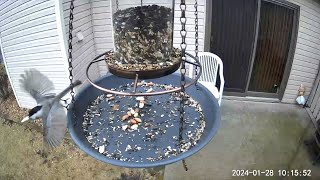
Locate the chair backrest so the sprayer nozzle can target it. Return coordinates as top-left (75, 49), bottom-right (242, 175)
top-left (197, 52), bottom-right (223, 85)
top-left (188, 52), bottom-right (225, 105)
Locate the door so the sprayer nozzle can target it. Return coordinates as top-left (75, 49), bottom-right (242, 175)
top-left (210, 0), bottom-right (258, 93)
top-left (208, 0), bottom-right (299, 99)
top-left (248, 0), bottom-right (296, 97)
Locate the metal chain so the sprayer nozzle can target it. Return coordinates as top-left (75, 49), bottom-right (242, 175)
top-left (179, 0), bottom-right (188, 171)
top-left (194, 0), bottom-right (199, 84)
top-left (68, 0), bottom-right (75, 106)
top-left (116, 0), bottom-right (119, 11)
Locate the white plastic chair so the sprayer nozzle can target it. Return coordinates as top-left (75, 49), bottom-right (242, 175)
top-left (188, 52), bottom-right (225, 106)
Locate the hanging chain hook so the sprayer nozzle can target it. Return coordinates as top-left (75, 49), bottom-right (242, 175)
top-left (180, 0), bottom-right (188, 171)
top-left (194, 0), bottom-right (199, 88)
top-left (67, 0), bottom-right (75, 109)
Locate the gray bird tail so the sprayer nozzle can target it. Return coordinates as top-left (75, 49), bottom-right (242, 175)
top-left (53, 80), bottom-right (82, 102)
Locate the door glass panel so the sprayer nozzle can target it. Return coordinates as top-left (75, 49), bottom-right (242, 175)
top-left (210, 0), bottom-right (257, 93)
top-left (249, 1), bottom-right (294, 93)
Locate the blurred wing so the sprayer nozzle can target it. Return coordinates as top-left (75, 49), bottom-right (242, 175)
top-left (43, 103), bottom-right (67, 149)
top-left (19, 69), bottom-right (55, 104)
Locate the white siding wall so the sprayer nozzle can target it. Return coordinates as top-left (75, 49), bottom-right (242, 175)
top-left (173, 0), bottom-right (205, 55)
top-left (91, 0), bottom-right (112, 75)
top-left (0, 0), bottom-right (220, 109)
top-left (3, 0), bottom-right (314, 106)
top-left (282, 0), bottom-right (320, 103)
top-left (0, 0), bottom-right (70, 108)
top-left (62, 0), bottom-right (100, 84)
top-left (173, 0), bottom-right (205, 77)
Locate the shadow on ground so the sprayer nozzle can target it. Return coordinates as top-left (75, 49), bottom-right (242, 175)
top-left (164, 100), bottom-right (320, 180)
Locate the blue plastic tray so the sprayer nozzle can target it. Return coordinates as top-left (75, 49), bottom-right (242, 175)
top-left (68, 74), bottom-right (220, 168)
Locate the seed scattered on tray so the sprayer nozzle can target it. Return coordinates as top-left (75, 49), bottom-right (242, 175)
top-left (122, 125), bottom-right (128, 131)
top-left (112, 104), bottom-right (120, 111)
top-left (82, 81), bottom-right (206, 162)
top-left (99, 145), bottom-right (105, 154)
top-left (130, 124), bottom-right (139, 131)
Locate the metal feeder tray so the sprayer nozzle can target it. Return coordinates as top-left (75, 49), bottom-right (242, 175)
top-left (107, 61), bottom-right (181, 80)
top-left (104, 49), bottom-right (182, 80)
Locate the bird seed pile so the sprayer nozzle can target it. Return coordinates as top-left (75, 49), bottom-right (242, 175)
top-left (82, 81), bottom-right (206, 163)
top-left (105, 48), bottom-right (181, 72)
top-left (110, 5), bottom-right (178, 71)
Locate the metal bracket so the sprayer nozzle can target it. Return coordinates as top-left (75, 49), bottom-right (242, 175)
top-left (86, 51), bottom-right (202, 96)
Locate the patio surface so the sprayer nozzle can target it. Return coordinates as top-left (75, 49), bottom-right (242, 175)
top-left (164, 100), bottom-right (320, 180)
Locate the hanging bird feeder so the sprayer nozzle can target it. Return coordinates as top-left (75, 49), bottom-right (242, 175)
top-left (106, 1), bottom-right (179, 79)
top-left (67, 0), bottom-right (221, 168)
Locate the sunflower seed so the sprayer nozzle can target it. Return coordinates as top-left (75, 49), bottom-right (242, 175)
top-left (131, 124), bottom-right (138, 130)
top-left (122, 125), bottom-right (128, 131)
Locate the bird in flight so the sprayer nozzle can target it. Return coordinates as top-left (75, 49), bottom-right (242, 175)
top-left (20, 69), bottom-right (81, 149)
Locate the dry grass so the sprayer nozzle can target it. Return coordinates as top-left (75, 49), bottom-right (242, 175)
top-left (0, 95), bottom-right (164, 180)
top-left (0, 95), bottom-right (27, 119)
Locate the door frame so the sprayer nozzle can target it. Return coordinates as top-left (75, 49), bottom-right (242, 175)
top-left (204, 0), bottom-right (300, 100)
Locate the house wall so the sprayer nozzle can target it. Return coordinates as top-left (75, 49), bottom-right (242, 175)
top-left (282, 0), bottom-right (320, 103)
top-left (62, 0), bottom-right (100, 83)
top-left (2, 0), bottom-right (316, 106)
top-left (61, 0), bottom-right (320, 104)
top-left (173, 0), bottom-right (205, 56)
top-left (0, 0), bottom-right (70, 108)
top-left (91, 0), bottom-right (113, 75)
top-left (199, 0), bottom-right (320, 104)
